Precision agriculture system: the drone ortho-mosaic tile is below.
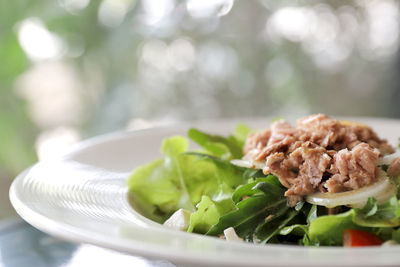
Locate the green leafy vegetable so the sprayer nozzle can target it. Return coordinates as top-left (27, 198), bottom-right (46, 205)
top-left (188, 195), bottom-right (235, 233)
top-left (255, 202), bottom-right (303, 243)
top-left (353, 196), bottom-right (400, 227)
top-left (308, 210), bottom-right (361, 246)
top-left (279, 224), bottom-right (308, 237)
top-left (231, 175), bottom-right (282, 204)
top-left (306, 204), bottom-right (318, 224)
top-left (232, 123), bottom-right (251, 148)
top-left (391, 228), bottom-right (400, 243)
top-left (188, 128), bottom-right (243, 159)
top-left (128, 136), bottom-right (246, 223)
top-left (207, 180), bottom-right (289, 240)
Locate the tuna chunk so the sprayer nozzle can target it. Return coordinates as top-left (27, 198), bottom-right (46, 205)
top-left (297, 114), bottom-right (346, 147)
top-left (244, 130), bottom-right (270, 154)
top-left (242, 114), bottom-right (393, 203)
top-left (342, 124), bottom-right (395, 154)
top-left (325, 143), bottom-right (379, 192)
top-left (284, 143), bottom-right (331, 196)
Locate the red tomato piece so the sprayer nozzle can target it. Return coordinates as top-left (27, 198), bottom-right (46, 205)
top-left (343, 229), bottom-right (383, 247)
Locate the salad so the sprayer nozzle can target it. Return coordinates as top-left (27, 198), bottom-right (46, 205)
top-left (128, 114), bottom-right (400, 247)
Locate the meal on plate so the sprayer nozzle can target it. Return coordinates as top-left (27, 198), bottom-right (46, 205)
top-left (128, 114), bottom-right (400, 247)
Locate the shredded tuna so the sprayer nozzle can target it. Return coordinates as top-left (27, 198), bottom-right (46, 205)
top-left (243, 114), bottom-right (394, 204)
top-left (244, 130), bottom-right (270, 154)
top-left (325, 143), bottom-right (379, 193)
top-left (285, 143), bottom-right (332, 196)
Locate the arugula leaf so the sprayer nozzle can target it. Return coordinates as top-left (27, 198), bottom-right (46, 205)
top-left (307, 205), bottom-right (318, 224)
top-left (128, 136), bottom-right (247, 223)
top-left (277, 204), bottom-right (316, 244)
top-left (232, 175), bottom-right (282, 204)
top-left (255, 206), bottom-right (297, 243)
top-left (279, 224), bottom-right (308, 236)
top-left (242, 168), bottom-right (265, 180)
top-left (206, 181), bottom-right (287, 238)
top-left (188, 128), bottom-right (243, 159)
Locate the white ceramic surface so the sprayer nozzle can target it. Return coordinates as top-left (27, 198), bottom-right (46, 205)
top-left (9, 117), bottom-right (400, 267)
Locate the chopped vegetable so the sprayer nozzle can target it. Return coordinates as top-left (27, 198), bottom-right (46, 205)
top-left (224, 227), bottom-right (243, 242)
top-left (163, 209), bottom-right (192, 231)
top-left (343, 229), bottom-right (383, 247)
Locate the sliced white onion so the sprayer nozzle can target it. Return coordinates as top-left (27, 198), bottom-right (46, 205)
top-left (306, 171), bottom-right (396, 208)
top-left (378, 151), bottom-right (400, 165)
top-left (230, 159), bottom-right (265, 169)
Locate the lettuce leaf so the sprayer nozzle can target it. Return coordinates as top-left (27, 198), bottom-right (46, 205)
top-left (128, 135), bottom-right (246, 223)
top-left (232, 123), bottom-right (252, 148)
top-left (188, 128), bottom-right (244, 159)
top-left (188, 195), bottom-right (235, 233)
top-left (308, 210), bottom-right (361, 246)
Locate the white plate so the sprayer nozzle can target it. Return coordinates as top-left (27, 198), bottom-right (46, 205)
top-left (9, 117), bottom-right (400, 267)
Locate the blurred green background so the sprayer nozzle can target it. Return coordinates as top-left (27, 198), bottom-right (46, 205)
top-left (1, 0), bottom-right (400, 219)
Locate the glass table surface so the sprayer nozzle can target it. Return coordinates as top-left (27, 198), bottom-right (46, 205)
top-left (0, 218), bottom-right (176, 267)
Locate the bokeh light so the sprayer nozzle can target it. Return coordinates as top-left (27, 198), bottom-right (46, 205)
top-left (2, 0), bottom-right (400, 220)
top-left (17, 18), bottom-right (65, 61)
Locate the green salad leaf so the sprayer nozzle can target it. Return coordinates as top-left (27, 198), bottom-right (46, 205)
top-left (231, 175), bottom-right (282, 204)
top-left (207, 180), bottom-right (289, 240)
top-left (306, 205), bottom-right (318, 224)
top-left (391, 228), bottom-right (400, 243)
top-left (188, 195), bottom-right (235, 233)
top-left (279, 224), bottom-right (308, 236)
top-left (308, 210), bottom-right (361, 246)
top-left (232, 123), bottom-right (252, 148)
top-left (353, 196), bottom-right (400, 227)
top-left (187, 196), bottom-right (221, 233)
top-left (255, 202), bottom-right (303, 244)
top-left (188, 128), bottom-right (244, 159)
top-left (128, 135), bottom-right (247, 223)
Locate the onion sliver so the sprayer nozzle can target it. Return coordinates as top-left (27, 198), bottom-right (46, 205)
top-left (230, 159), bottom-right (265, 169)
top-left (306, 171), bottom-right (396, 208)
top-left (378, 151), bottom-right (400, 165)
